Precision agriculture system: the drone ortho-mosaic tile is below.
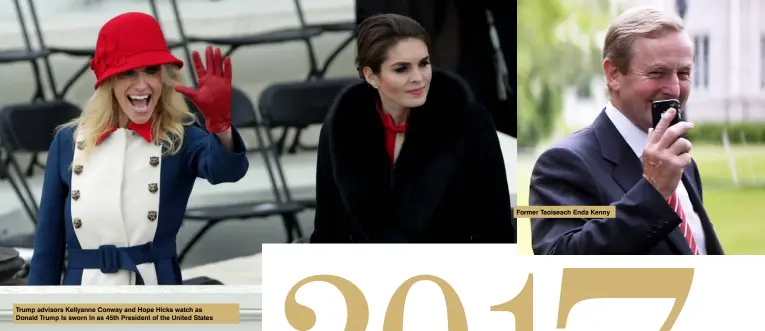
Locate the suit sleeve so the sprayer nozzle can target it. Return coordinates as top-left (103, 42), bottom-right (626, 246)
top-left (28, 131), bottom-right (67, 285)
top-left (309, 124), bottom-right (352, 243)
top-left (529, 146), bottom-right (683, 254)
top-left (468, 104), bottom-right (516, 243)
top-left (184, 125), bottom-right (249, 184)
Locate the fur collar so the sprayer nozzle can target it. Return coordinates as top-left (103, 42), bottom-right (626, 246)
top-left (324, 70), bottom-right (474, 159)
top-left (320, 70), bottom-right (477, 240)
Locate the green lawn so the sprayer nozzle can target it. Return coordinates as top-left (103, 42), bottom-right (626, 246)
top-left (516, 143), bottom-right (765, 255)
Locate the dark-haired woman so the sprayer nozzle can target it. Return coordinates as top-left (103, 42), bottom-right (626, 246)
top-left (309, 13), bottom-right (516, 243)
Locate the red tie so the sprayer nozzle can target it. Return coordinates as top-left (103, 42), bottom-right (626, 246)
top-left (668, 193), bottom-right (699, 255)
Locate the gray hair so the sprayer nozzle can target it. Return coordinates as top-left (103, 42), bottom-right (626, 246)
top-left (603, 6), bottom-right (686, 73)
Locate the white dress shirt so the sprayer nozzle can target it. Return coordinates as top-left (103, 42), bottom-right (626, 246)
top-left (604, 102), bottom-right (707, 254)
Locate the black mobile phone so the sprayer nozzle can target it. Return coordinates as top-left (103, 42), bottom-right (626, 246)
top-left (651, 99), bottom-right (682, 128)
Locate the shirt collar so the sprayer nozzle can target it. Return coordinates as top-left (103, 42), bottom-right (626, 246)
top-left (96, 120), bottom-right (154, 145)
top-left (604, 101), bottom-right (648, 158)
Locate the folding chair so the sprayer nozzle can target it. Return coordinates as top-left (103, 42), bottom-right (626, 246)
top-left (168, 0), bottom-right (356, 153)
top-left (0, 101), bottom-right (83, 254)
top-left (281, 0), bottom-right (356, 153)
top-left (167, 0), bottom-right (323, 87)
top-left (0, 0), bottom-right (58, 177)
top-left (257, 76), bottom-right (362, 209)
top-left (279, 0), bottom-right (356, 154)
top-left (33, 0), bottom-right (190, 100)
top-left (0, 0), bottom-right (51, 103)
top-left (290, 0), bottom-right (356, 79)
top-left (180, 88), bottom-right (306, 265)
top-left (183, 87), bottom-right (260, 147)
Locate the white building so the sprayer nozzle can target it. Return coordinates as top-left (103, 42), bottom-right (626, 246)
top-left (566, 0), bottom-right (765, 128)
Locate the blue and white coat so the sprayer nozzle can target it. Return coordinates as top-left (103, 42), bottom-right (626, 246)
top-left (27, 124), bottom-right (249, 285)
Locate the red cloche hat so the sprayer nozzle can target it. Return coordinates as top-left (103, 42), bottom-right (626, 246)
top-left (90, 12), bottom-right (183, 89)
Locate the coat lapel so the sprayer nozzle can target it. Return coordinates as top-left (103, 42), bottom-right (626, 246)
top-left (594, 111), bottom-right (691, 254)
top-left (594, 111), bottom-right (643, 194)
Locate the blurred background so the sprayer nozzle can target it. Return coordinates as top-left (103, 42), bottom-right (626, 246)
top-left (517, 0), bottom-right (765, 255)
top-left (0, 0), bottom-right (358, 271)
top-left (0, 0), bottom-right (516, 283)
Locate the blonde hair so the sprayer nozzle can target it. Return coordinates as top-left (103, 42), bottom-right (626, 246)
top-left (60, 64), bottom-right (197, 161)
top-left (603, 6), bottom-right (686, 73)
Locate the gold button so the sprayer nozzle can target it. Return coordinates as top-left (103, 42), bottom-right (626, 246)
top-left (147, 211), bottom-right (157, 222)
top-left (72, 190), bottom-right (80, 201)
top-left (148, 183), bottom-right (158, 194)
top-left (76, 141), bottom-right (85, 150)
top-left (73, 165), bottom-right (83, 175)
top-left (149, 156), bottom-right (159, 167)
top-left (73, 218), bottom-right (82, 229)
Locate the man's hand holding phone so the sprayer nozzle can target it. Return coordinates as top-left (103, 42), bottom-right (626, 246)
top-left (642, 108), bottom-right (695, 199)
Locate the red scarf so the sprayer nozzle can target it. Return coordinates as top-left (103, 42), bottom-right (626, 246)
top-left (376, 102), bottom-right (407, 164)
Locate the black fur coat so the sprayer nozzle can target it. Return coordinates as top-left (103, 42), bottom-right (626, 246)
top-left (310, 70), bottom-right (516, 243)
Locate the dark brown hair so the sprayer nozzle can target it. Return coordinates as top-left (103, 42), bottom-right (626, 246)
top-left (355, 13), bottom-right (431, 78)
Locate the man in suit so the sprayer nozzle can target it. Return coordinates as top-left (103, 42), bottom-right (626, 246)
top-left (529, 6), bottom-right (724, 255)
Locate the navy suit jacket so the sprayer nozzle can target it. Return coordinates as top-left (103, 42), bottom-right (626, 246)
top-left (28, 124), bottom-right (249, 285)
top-left (529, 110), bottom-right (724, 255)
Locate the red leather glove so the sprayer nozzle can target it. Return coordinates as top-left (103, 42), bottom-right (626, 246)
top-left (175, 46), bottom-right (233, 133)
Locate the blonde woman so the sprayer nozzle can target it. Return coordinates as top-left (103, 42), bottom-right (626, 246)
top-left (27, 12), bottom-right (249, 285)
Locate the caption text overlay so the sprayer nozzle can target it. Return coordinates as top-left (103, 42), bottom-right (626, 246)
top-left (513, 206), bottom-right (616, 219)
top-left (13, 303), bottom-right (240, 324)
